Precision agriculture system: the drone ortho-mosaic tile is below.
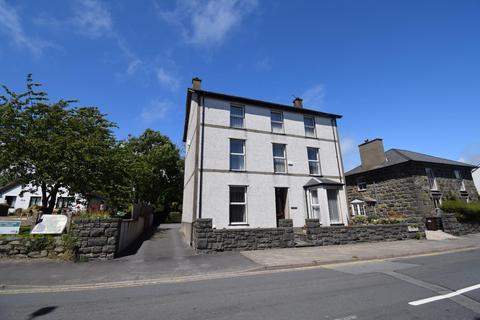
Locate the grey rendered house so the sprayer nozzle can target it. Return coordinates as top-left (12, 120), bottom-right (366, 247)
top-left (181, 78), bottom-right (349, 244)
top-left (345, 139), bottom-right (479, 225)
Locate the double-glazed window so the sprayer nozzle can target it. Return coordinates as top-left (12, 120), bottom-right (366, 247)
top-left (270, 111), bottom-right (284, 133)
top-left (230, 105), bottom-right (244, 128)
top-left (425, 168), bottom-right (437, 190)
top-left (229, 186), bottom-right (247, 224)
top-left (29, 196), bottom-right (42, 207)
top-left (357, 177), bottom-right (367, 191)
top-left (272, 144), bottom-right (287, 173)
top-left (307, 147), bottom-right (321, 175)
top-left (304, 116), bottom-right (316, 137)
top-left (454, 170), bottom-right (466, 191)
top-left (230, 139), bottom-right (245, 171)
top-left (308, 189), bottom-right (321, 219)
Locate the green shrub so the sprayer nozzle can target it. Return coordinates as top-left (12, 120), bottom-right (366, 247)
top-left (166, 211), bottom-right (182, 223)
top-left (74, 210), bottom-right (111, 220)
top-left (441, 200), bottom-right (480, 222)
top-left (350, 215), bottom-right (368, 225)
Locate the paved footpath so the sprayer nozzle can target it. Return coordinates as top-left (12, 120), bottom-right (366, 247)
top-left (1, 227), bottom-right (479, 290)
top-left (242, 233), bottom-right (480, 269)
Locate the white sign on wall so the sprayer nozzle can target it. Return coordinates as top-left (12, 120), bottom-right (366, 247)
top-left (31, 215), bottom-right (68, 235)
top-left (0, 221), bottom-right (21, 234)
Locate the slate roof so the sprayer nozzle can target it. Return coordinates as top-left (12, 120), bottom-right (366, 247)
top-left (303, 177), bottom-right (344, 188)
top-left (345, 148), bottom-right (476, 176)
top-left (183, 88), bottom-right (342, 142)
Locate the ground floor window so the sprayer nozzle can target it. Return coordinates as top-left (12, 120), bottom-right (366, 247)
top-left (56, 197), bottom-right (75, 209)
top-left (327, 189), bottom-right (340, 223)
top-left (29, 196), bottom-right (42, 207)
top-left (229, 186), bottom-right (247, 224)
top-left (308, 189), bottom-right (321, 219)
top-left (351, 201), bottom-right (366, 216)
top-left (432, 195), bottom-right (442, 214)
top-left (5, 196), bottom-right (16, 208)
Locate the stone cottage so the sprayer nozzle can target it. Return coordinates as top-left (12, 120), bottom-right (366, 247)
top-left (345, 139), bottom-right (478, 225)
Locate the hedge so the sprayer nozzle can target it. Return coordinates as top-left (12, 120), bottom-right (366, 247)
top-left (441, 200), bottom-right (480, 222)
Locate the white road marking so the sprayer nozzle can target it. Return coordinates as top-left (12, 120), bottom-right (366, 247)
top-left (409, 284), bottom-right (480, 306)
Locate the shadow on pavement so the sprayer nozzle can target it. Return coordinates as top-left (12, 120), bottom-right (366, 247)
top-left (27, 306), bottom-right (57, 319)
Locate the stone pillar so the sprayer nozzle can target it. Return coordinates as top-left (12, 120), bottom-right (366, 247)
top-left (278, 219), bottom-right (293, 228)
top-left (192, 218), bottom-right (213, 252)
top-left (278, 219), bottom-right (294, 247)
top-left (304, 219), bottom-right (321, 243)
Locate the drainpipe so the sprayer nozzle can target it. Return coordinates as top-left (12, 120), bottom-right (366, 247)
top-left (198, 94), bottom-right (205, 219)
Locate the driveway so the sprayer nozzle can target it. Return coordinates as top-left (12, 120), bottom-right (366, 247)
top-left (0, 223), bottom-right (258, 287)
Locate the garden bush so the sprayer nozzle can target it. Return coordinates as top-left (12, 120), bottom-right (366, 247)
top-left (441, 200), bottom-right (480, 222)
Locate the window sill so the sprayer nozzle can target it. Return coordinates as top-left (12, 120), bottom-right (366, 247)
top-left (309, 174), bottom-right (323, 177)
top-left (273, 172), bottom-right (288, 175)
top-left (229, 223), bottom-right (249, 226)
top-left (230, 169), bottom-right (246, 172)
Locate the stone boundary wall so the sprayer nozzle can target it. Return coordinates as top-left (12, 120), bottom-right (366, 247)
top-left (0, 235), bottom-right (66, 259)
top-left (71, 218), bottom-right (121, 261)
top-left (304, 219), bottom-right (425, 246)
top-left (192, 219), bottom-right (295, 253)
top-left (442, 214), bottom-right (480, 236)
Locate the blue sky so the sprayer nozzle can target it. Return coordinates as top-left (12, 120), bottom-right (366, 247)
top-left (1, 0), bottom-right (479, 170)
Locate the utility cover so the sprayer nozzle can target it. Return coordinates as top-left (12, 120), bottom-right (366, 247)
top-left (31, 215), bottom-right (67, 234)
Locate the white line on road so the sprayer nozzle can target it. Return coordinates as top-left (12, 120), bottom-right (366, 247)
top-left (409, 284), bottom-right (480, 306)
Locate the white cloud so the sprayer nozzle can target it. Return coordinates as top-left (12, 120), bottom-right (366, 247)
top-left (340, 136), bottom-right (360, 171)
top-left (255, 57), bottom-right (271, 71)
top-left (302, 84), bottom-right (326, 109)
top-left (72, 0), bottom-right (113, 38)
top-left (0, 0), bottom-right (50, 56)
top-left (141, 99), bottom-right (172, 123)
top-left (157, 0), bottom-right (257, 47)
top-left (156, 68), bottom-right (180, 90)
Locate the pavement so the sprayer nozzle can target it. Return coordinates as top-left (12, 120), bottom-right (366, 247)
top-left (1, 249), bottom-right (480, 319)
top-left (1, 225), bottom-right (480, 290)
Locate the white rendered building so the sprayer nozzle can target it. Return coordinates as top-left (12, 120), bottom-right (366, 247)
top-left (181, 78), bottom-right (349, 243)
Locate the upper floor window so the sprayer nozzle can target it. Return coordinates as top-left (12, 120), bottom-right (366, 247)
top-left (272, 144), bottom-right (287, 173)
top-left (307, 147), bottom-right (321, 175)
top-left (425, 168), bottom-right (437, 190)
top-left (271, 111), bottom-right (284, 133)
top-left (454, 169), bottom-right (466, 191)
top-left (357, 177), bottom-right (367, 191)
top-left (230, 139), bottom-right (245, 171)
top-left (230, 105), bottom-right (244, 128)
top-left (304, 116), bottom-right (316, 137)
top-left (230, 186), bottom-right (247, 224)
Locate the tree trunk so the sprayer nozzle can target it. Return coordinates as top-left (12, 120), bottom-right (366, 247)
top-left (45, 185), bottom-right (59, 215)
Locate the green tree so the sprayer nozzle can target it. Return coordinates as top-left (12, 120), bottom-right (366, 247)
top-left (0, 75), bottom-right (116, 214)
top-left (121, 129), bottom-right (184, 211)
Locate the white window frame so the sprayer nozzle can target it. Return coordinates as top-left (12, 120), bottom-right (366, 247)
top-left (270, 111), bottom-right (284, 133)
top-left (307, 147), bottom-right (321, 175)
top-left (357, 177), bottom-right (367, 191)
top-left (230, 105), bottom-right (245, 128)
top-left (304, 116), bottom-right (316, 137)
top-left (432, 195), bottom-right (442, 214)
top-left (230, 139), bottom-right (246, 171)
top-left (425, 168), bottom-right (437, 190)
top-left (454, 169), bottom-right (466, 191)
top-left (272, 143), bottom-right (287, 173)
top-left (351, 201), bottom-right (366, 216)
top-left (307, 188), bottom-right (321, 220)
top-left (229, 186), bottom-right (247, 225)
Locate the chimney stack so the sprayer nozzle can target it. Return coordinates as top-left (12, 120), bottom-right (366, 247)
top-left (359, 138), bottom-right (386, 170)
top-left (293, 97), bottom-right (303, 108)
top-left (192, 77), bottom-right (202, 90)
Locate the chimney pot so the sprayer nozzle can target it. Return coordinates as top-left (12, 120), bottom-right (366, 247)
top-left (293, 97), bottom-right (303, 108)
top-left (192, 77), bottom-right (202, 90)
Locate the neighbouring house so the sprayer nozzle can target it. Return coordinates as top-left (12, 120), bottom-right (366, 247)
top-left (473, 166), bottom-right (480, 194)
top-left (345, 138), bottom-right (479, 225)
top-left (181, 78), bottom-right (349, 243)
top-left (0, 182), bottom-right (86, 214)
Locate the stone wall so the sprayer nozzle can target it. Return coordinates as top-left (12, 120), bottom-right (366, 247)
top-left (0, 235), bottom-right (66, 259)
top-left (192, 218), bottom-right (295, 253)
top-left (304, 218), bottom-right (424, 246)
top-left (71, 218), bottom-right (121, 261)
top-left (442, 213), bottom-right (480, 236)
top-left (346, 162), bottom-right (479, 221)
